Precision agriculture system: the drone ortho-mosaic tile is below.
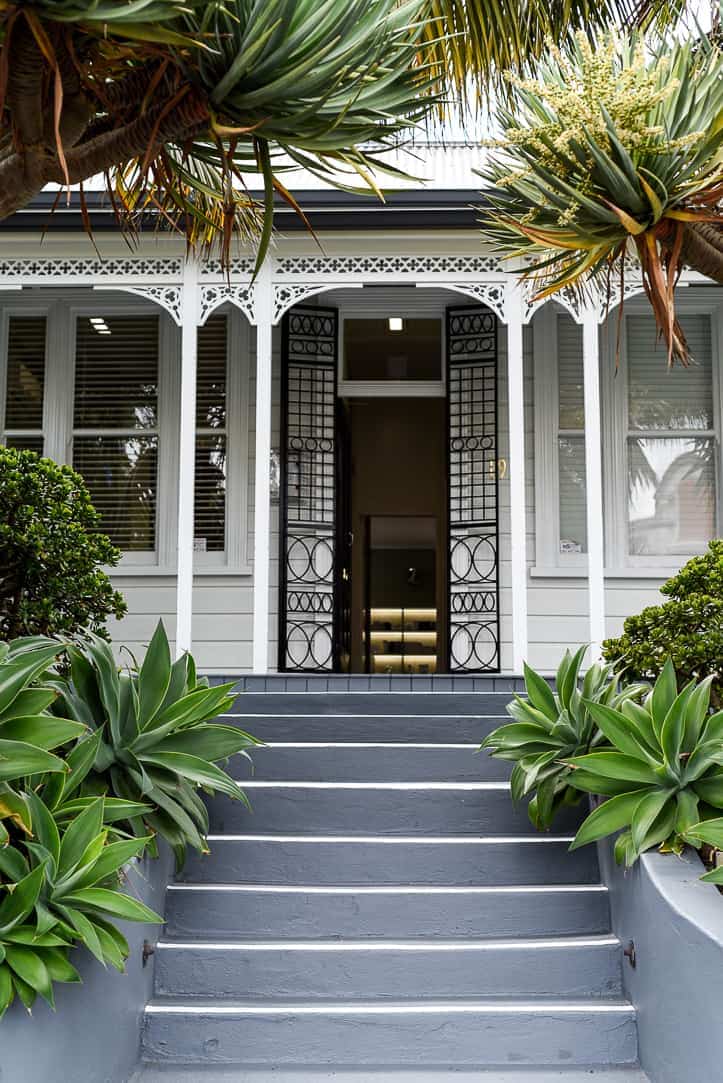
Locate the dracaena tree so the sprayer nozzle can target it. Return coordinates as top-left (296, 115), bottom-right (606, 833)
top-left (0, 0), bottom-right (678, 263)
top-left (479, 24), bottom-right (723, 364)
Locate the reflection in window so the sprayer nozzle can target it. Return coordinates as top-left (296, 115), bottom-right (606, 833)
top-left (195, 315), bottom-right (227, 553)
top-left (628, 437), bottom-right (716, 556)
top-left (3, 316), bottom-right (46, 450)
top-left (557, 316), bottom-right (587, 553)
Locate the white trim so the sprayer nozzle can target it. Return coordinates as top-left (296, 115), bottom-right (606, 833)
top-left (582, 307), bottom-right (605, 655)
top-left (166, 883), bottom-right (607, 894)
top-left (176, 257), bottom-right (200, 656)
top-left (158, 936), bottom-right (618, 951)
top-left (504, 281), bottom-right (528, 670)
top-left (145, 1001), bottom-right (632, 1015)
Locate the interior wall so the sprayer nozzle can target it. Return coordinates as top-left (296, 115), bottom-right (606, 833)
top-left (348, 397), bottom-right (446, 671)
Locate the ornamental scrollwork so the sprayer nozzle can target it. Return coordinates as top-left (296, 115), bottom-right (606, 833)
top-left (274, 254), bottom-right (504, 277)
top-left (200, 284), bottom-right (256, 325)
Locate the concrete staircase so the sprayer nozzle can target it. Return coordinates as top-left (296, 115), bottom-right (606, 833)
top-left (136, 677), bottom-right (647, 1080)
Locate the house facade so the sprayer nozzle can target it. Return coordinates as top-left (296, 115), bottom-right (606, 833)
top-left (1, 147), bottom-right (720, 676)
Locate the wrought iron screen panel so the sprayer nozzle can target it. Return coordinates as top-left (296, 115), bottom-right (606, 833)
top-left (279, 306), bottom-right (339, 671)
top-left (446, 305), bottom-right (500, 672)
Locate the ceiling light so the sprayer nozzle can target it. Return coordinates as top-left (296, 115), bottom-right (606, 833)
top-left (388, 317), bottom-right (403, 332)
top-left (90, 317), bottom-right (106, 325)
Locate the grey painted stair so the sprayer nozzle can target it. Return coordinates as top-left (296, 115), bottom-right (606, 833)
top-left (165, 884), bottom-right (611, 940)
top-left (177, 835), bottom-right (599, 885)
top-left (141, 686), bottom-right (641, 1073)
top-left (133, 1069), bottom-right (650, 1082)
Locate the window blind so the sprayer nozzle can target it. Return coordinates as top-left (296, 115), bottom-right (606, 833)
top-left (557, 314), bottom-right (587, 553)
top-left (626, 314), bottom-right (717, 556)
top-left (3, 316), bottom-right (46, 451)
top-left (72, 315), bottom-right (159, 551)
top-left (195, 315), bottom-right (227, 553)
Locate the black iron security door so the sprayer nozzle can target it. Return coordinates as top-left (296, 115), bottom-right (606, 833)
top-left (279, 305), bottom-right (340, 672)
top-left (446, 305), bottom-right (501, 672)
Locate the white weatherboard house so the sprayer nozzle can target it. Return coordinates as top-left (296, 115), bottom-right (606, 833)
top-left (1, 143), bottom-right (720, 678)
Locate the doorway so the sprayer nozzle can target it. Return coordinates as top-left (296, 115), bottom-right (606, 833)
top-left (346, 397), bottom-right (446, 673)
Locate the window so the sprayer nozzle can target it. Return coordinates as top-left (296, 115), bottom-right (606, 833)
top-left (534, 297), bottom-right (721, 574)
top-left (195, 315), bottom-right (227, 553)
top-left (557, 316), bottom-right (587, 554)
top-left (2, 315), bottom-right (46, 452)
top-left (626, 313), bottom-right (717, 558)
top-left (72, 314), bottom-right (159, 552)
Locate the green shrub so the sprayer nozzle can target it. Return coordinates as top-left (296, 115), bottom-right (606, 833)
top-left (566, 660), bottom-right (723, 867)
top-left (481, 648), bottom-right (646, 829)
top-left (603, 540), bottom-right (723, 708)
top-left (0, 447), bottom-right (126, 640)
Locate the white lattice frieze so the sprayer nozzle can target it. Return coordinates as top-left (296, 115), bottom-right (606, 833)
top-left (200, 283), bottom-right (256, 325)
top-left (0, 257), bottom-right (183, 280)
top-left (274, 254), bottom-right (504, 278)
top-left (200, 257), bottom-right (255, 278)
top-left (441, 282), bottom-right (507, 322)
top-left (273, 283), bottom-right (335, 323)
top-left (522, 278), bottom-right (587, 324)
top-left (94, 284), bottom-right (182, 324)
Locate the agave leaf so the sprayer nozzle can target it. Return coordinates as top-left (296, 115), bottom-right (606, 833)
top-left (570, 789), bottom-right (653, 850)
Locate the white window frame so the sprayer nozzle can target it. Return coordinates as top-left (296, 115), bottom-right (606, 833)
top-left (533, 290), bottom-right (723, 577)
top-left (0, 304), bottom-right (50, 452)
top-left (0, 290), bottom-right (251, 575)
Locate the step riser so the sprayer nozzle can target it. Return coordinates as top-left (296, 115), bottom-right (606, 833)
top-left (208, 788), bottom-right (584, 836)
top-left (179, 838), bottom-right (597, 886)
top-left (154, 943), bottom-right (622, 1000)
top-left (227, 713), bottom-right (506, 744)
top-left (165, 887), bottom-right (611, 940)
top-left (234, 746), bottom-right (510, 782)
top-left (142, 1008), bottom-right (638, 1068)
top-left (231, 693), bottom-right (515, 717)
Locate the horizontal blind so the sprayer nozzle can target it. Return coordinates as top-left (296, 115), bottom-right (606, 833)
top-left (557, 314), bottom-right (587, 552)
top-left (73, 315), bottom-right (159, 551)
top-left (557, 316), bottom-right (584, 429)
top-left (4, 316), bottom-right (46, 439)
top-left (627, 314), bottom-right (713, 431)
top-left (195, 315), bottom-right (227, 553)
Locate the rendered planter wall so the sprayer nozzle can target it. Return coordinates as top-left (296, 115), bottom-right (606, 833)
top-left (599, 839), bottom-right (723, 1083)
top-left (0, 845), bottom-right (172, 1083)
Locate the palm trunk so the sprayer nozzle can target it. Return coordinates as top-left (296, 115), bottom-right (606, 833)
top-left (678, 221), bottom-right (723, 284)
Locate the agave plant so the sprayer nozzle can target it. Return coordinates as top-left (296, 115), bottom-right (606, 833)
top-left (566, 659), bottom-right (723, 865)
top-left (479, 28), bottom-right (723, 363)
top-left (53, 621), bottom-right (259, 868)
top-left (0, 637), bottom-right (87, 846)
top-left (481, 647), bottom-right (645, 828)
top-left (0, 793), bottom-right (161, 1018)
top-left (685, 818), bottom-right (723, 885)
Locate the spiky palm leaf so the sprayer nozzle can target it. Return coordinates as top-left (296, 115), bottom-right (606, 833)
top-left (0, 0), bottom-right (436, 263)
top-left (479, 28), bottom-right (723, 363)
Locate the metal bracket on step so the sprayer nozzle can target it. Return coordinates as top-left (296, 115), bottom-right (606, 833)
top-left (623, 940), bottom-right (636, 969)
top-left (142, 940), bottom-right (155, 968)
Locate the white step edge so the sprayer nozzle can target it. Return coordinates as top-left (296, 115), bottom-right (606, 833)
top-left (259, 742), bottom-right (481, 749)
top-left (157, 936), bottom-right (619, 951)
top-left (167, 884), bottom-right (607, 895)
top-left (204, 834), bottom-right (575, 843)
top-left (236, 781), bottom-right (509, 790)
top-left (223, 713), bottom-right (506, 719)
top-left (145, 999), bottom-right (634, 1016)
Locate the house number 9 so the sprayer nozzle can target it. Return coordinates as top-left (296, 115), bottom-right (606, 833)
top-left (489, 458), bottom-right (508, 480)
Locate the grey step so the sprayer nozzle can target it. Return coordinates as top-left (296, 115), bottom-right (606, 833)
top-left (141, 999), bottom-right (638, 1068)
top-left (165, 883), bottom-right (611, 940)
top-left (154, 936), bottom-right (622, 1000)
top-left (225, 709), bottom-right (507, 744)
top-left (178, 835), bottom-right (598, 886)
top-left (234, 743), bottom-right (510, 782)
top-left (233, 674), bottom-right (527, 693)
top-left (132, 1068), bottom-right (650, 1082)
top-left (208, 784), bottom-right (585, 836)
top-left (230, 691), bottom-right (516, 717)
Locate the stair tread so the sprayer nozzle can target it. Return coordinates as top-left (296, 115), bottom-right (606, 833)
top-left (146, 997), bottom-right (634, 1012)
top-left (157, 934), bottom-right (618, 947)
top-left (133, 1070), bottom-right (649, 1082)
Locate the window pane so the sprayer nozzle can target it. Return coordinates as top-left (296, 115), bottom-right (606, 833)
top-left (5, 316), bottom-right (45, 429)
top-left (628, 314), bottom-right (713, 431)
top-left (344, 318), bottom-right (442, 380)
top-left (194, 434), bottom-right (226, 552)
top-left (73, 435), bottom-right (158, 550)
top-left (557, 316), bottom-right (584, 429)
top-left (5, 435), bottom-right (44, 454)
top-left (74, 316), bottom-right (158, 429)
top-left (197, 315), bottom-right (227, 428)
top-left (628, 436), bottom-right (716, 556)
top-left (558, 436), bottom-right (587, 553)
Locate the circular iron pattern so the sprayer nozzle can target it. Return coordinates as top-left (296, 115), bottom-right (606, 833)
top-left (450, 535), bottom-right (497, 586)
top-left (286, 621), bottom-right (334, 669)
top-left (286, 535), bottom-right (334, 585)
top-left (450, 621), bottom-right (499, 671)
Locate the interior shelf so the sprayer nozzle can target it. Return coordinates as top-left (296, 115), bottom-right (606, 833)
top-left (367, 607), bottom-right (438, 674)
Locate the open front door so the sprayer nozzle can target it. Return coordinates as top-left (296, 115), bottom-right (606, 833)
top-left (279, 305), bottom-right (340, 672)
top-left (446, 305), bottom-right (501, 672)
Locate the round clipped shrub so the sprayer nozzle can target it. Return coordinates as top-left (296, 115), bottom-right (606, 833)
top-left (603, 539), bottom-right (723, 707)
top-left (0, 446), bottom-right (126, 639)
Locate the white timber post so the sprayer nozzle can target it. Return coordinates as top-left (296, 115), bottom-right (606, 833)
top-left (582, 305), bottom-right (606, 656)
top-left (505, 279), bottom-right (529, 673)
top-left (252, 260), bottom-right (274, 674)
top-left (176, 256), bottom-right (200, 658)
